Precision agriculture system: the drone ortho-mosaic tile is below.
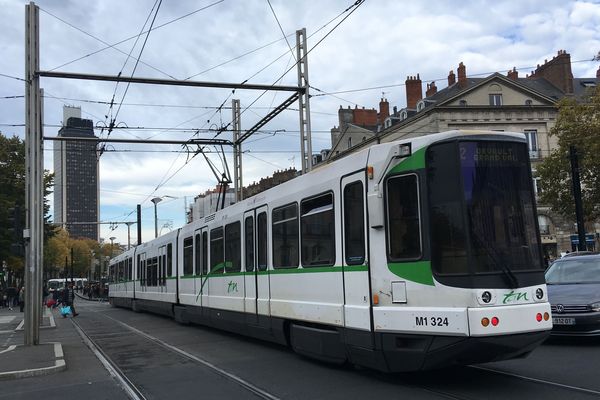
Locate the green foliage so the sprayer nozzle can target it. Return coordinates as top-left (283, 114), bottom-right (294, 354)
top-left (537, 87), bottom-right (600, 222)
top-left (0, 132), bottom-right (55, 278)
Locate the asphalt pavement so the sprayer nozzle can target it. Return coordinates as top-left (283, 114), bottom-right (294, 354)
top-left (0, 300), bottom-right (128, 400)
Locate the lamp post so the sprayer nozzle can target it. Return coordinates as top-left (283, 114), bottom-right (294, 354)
top-left (109, 237), bottom-right (116, 258)
top-left (151, 197), bottom-right (163, 238)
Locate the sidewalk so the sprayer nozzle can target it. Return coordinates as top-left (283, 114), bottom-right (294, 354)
top-left (0, 301), bottom-right (128, 400)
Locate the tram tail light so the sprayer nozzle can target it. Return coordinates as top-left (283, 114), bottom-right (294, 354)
top-left (536, 313), bottom-right (543, 322)
top-left (543, 312), bottom-right (550, 321)
top-left (481, 317), bottom-right (490, 327)
top-left (491, 317), bottom-right (499, 326)
top-left (373, 294), bottom-right (379, 305)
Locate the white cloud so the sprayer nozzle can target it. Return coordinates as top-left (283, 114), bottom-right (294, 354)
top-left (2, 0), bottom-right (600, 244)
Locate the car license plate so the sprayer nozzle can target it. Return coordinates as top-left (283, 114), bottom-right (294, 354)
top-left (552, 317), bottom-right (575, 325)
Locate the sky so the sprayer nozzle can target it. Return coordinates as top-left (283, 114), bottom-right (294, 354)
top-left (1, 0), bottom-right (600, 247)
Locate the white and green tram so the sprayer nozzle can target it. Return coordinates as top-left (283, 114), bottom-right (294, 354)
top-left (109, 130), bottom-right (552, 372)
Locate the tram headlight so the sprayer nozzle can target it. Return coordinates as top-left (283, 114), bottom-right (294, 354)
top-left (481, 291), bottom-right (492, 304)
top-left (590, 302), bottom-right (600, 312)
top-left (535, 288), bottom-right (544, 300)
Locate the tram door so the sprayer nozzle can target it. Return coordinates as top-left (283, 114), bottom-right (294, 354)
top-left (341, 173), bottom-right (371, 331)
top-left (243, 206), bottom-right (270, 326)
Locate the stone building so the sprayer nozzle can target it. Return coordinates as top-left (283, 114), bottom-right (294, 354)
top-left (325, 50), bottom-right (600, 259)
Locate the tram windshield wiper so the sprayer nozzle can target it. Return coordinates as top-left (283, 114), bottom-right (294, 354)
top-left (472, 232), bottom-right (519, 288)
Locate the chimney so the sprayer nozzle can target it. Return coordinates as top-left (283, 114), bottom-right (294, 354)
top-left (457, 62), bottom-right (467, 88)
top-left (528, 50), bottom-right (573, 94)
top-left (405, 74), bottom-right (423, 109)
top-left (507, 67), bottom-right (518, 80)
top-left (448, 70), bottom-right (456, 86)
top-left (378, 98), bottom-right (390, 124)
top-left (426, 81), bottom-right (438, 97)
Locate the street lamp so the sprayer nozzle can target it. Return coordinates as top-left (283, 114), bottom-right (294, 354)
top-left (151, 197), bottom-right (163, 238)
top-left (109, 237), bottom-right (116, 258)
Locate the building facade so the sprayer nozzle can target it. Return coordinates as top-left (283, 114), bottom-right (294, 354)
top-left (53, 106), bottom-right (99, 240)
top-left (326, 50), bottom-right (600, 259)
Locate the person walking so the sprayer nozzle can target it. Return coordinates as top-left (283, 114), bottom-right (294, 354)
top-left (65, 282), bottom-right (78, 317)
top-left (18, 286), bottom-right (25, 312)
top-left (6, 286), bottom-right (17, 311)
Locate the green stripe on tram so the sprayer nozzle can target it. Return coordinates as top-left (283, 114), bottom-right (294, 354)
top-left (388, 147), bottom-right (427, 174)
top-left (387, 261), bottom-right (435, 286)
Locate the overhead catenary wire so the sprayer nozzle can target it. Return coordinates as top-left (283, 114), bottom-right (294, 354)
top-left (43, 0), bottom-right (225, 76)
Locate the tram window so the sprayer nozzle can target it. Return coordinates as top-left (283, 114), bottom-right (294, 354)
top-left (183, 237), bottom-right (193, 276)
top-left (245, 216), bottom-right (255, 272)
top-left (195, 233), bottom-right (201, 275)
top-left (344, 181), bottom-right (365, 265)
top-left (137, 255), bottom-right (141, 282)
top-left (210, 227), bottom-right (224, 273)
top-left (202, 232), bottom-right (208, 275)
top-left (257, 212), bottom-right (268, 271)
top-left (128, 258), bottom-right (133, 280)
top-left (162, 254), bottom-right (167, 285)
top-left (158, 255), bottom-right (163, 286)
top-left (386, 174), bottom-right (422, 260)
top-left (301, 193), bottom-right (335, 267)
top-left (225, 222), bottom-right (241, 273)
top-left (272, 203), bottom-right (299, 269)
top-left (167, 243), bottom-right (173, 277)
top-left (152, 257), bottom-right (159, 286)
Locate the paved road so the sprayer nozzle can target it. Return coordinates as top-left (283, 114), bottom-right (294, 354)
top-left (69, 299), bottom-right (600, 400)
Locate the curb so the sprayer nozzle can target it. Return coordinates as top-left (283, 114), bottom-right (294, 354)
top-left (0, 342), bottom-right (66, 380)
top-left (15, 307), bottom-right (56, 331)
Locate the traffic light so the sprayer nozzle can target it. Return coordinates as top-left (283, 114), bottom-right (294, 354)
top-left (7, 205), bottom-right (24, 257)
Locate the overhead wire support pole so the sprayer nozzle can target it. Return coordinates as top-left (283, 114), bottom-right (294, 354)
top-left (296, 28), bottom-right (313, 174)
top-left (37, 70), bottom-right (302, 93)
top-left (236, 92), bottom-right (300, 143)
top-left (232, 99), bottom-right (243, 202)
top-left (25, 1), bottom-right (42, 346)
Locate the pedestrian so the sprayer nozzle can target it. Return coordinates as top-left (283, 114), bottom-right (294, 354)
top-left (65, 282), bottom-right (78, 316)
top-left (18, 286), bottom-right (25, 312)
top-left (6, 286), bottom-right (17, 311)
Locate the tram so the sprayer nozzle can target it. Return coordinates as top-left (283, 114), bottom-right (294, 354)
top-left (108, 130), bottom-right (552, 372)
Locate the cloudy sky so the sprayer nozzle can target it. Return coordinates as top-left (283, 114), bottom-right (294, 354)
top-left (1, 0), bottom-right (600, 246)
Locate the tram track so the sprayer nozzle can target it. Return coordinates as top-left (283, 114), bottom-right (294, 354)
top-left (71, 307), bottom-right (280, 400)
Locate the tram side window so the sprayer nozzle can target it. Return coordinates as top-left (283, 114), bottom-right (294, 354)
top-left (167, 243), bottom-right (173, 277)
top-left (183, 237), bottom-right (193, 276)
top-left (158, 254), bottom-right (163, 286)
top-left (137, 255), bottom-right (141, 283)
top-left (257, 212), bottom-right (267, 271)
top-left (128, 258), bottom-right (133, 281)
top-left (386, 174), bottom-right (422, 260)
top-left (301, 193), bottom-right (335, 267)
top-left (272, 204), bottom-right (299, 269)
top-left (202, 232), bottom-right (208, 275)
top-left (225, 222), bottom-right (241, 273)
top-left (245, 216), bottom-right (254, 272)
top-left (344, 181), bottom-right (365, 265)
top-left (210, 227), bottom-right (224, 273)
top-left (195, 233), bottom-right (201, 275)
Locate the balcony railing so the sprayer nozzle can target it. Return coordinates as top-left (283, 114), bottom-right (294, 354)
top-left (529, 149), bottom-right (541, 159)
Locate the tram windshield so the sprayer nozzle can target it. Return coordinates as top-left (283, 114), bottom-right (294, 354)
top-left (427, 140), bottom-right (543, 279)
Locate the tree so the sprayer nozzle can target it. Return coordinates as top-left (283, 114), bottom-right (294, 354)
top-left (0, 132), bottom-right (56, 282)
top-left (537, 86), bottom-right (600, 223)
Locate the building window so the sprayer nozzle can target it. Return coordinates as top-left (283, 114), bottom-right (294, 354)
top-left (489, 94), bottom-right (502, 106)
top-left (524, 129), bottom-right (538, 151)
top-left (459, 99), bottom-right (467, 107)
top-left (416, 100), bottom-right (425, 111)
top-left (272, 203), bottom-right (299, 269)
top-left (525, 99), bottom-right (533, 106)
top-left (347, 137), bottom-right (352, 148)
top-left (301, 193), bottom-right (335, 267)
top-left (538, 215), bottom-right (550, 235)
